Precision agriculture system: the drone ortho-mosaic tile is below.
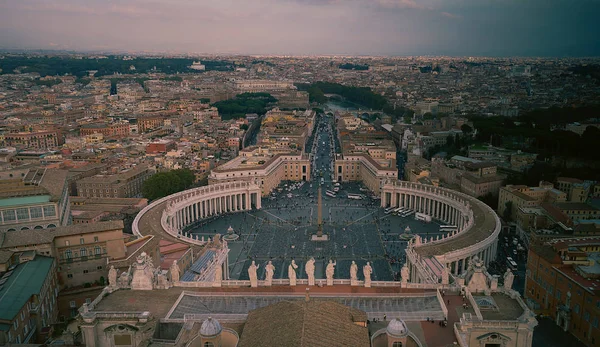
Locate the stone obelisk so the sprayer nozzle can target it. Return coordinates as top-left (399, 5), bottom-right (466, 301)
top-left (311, 185), bottom-right (328, 241)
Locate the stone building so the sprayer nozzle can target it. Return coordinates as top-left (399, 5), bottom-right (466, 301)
top-left (76, 165), bottom-right (153, 199)
top-left (0, 168), bottom-right (71, 233)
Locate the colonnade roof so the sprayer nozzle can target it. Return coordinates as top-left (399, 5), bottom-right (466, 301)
top-left (412, 194), bottom-right (499, 258)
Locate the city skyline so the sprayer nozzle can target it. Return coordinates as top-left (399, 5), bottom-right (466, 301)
top-left (0, 0), bottom-right (599, 57)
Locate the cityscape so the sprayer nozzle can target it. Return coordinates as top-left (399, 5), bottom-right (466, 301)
top-left (0, 1), bottom-right (600, 347)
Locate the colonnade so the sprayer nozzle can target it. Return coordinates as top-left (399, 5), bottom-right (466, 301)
top-left (382, 181), bottom-right (501, 283)
top-left (383, 190), bottom-right (469, 232)
top-left (168, 191), bottom-right (258, 231)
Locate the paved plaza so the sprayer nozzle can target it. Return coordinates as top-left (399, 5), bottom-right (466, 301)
top-left (187, 114), bottom-right (450, 281)
top-left (167, 292), bottom-right (445, 321)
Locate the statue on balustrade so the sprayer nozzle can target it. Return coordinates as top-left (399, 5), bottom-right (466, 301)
top-left (503, 268), bottom-right (514, 290)
top-left (326, 259), bottom-right (336, 286)
top-left (108, 265), bottom-right (118, 289)
top-left (363, 262), bottom-right (373, 288)
top-left (401, 264), bottom-right (409, 285)
top-left (350, 261), bottom-right (358, 286)
top-left (265, 261), bottom-right (275, 286)
top-left (213, 264), bottom-right (222, 287)
top-left (248, 260), bottom-right (260, 288)
top-left (306, 257), bottom-right (316, 286)
top-left (170, 260), bottom-right (180, 283)
top-left (288, 260), bottom-right (298, 286)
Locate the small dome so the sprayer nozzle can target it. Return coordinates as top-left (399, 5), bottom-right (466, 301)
top-left (200, 317), bottom-right (222, 337)
top-left (386, 319), bottom-right (409, 338)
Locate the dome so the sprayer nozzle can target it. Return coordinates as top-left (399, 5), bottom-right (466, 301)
top-left (200, 317), bottom-right (222, 337)
top-left (386, 319), bottom-right (409, 338)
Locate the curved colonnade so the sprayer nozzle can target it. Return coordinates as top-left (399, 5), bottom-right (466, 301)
top-left (381, 181), bottom-right (501, 284)
top-left (132, 181), bottom-right (262, 246)
top-left (133, 179), bottom-right (500, 286)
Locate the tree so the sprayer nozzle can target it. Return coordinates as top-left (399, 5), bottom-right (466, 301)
top-left (240, 124), bottom-right (249, 130)
top-left (461, 124), bottom-right (473, 135)
top-left (423, 112), bottom-right (435, 120)
top-left (142, 169), bottom-right (196, 201)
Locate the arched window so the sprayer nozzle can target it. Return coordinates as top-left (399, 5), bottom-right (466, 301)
top-left (204, 342), bottom-right (214, 347)
top-left (47, 224), bottom-right (56, 228)
top-left (392, 342), bottom-right (403, 347)
top-left (34, 225), bottom-right (43, 229)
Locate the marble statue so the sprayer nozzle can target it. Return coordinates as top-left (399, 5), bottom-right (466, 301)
top-left (326, 259), bottom-right (336, 286)
top-left (401, 263), bottom-right (409, 284)
top-left (108, 265), bottom-right (118, 288)
top-left (213, 264), bottom-right (222, 287)
top-left (170, 260), bottom-right (180, 283)
top-left (350, 261), bottom-right (359, 286)
top-left (306, 257), bottom-right (316, 286)
top-left (265, 261), bottom-right (275, 286)
top-left (503, 268), bottom-right (515, 290)
top-left (363, 262), bottom-right (373, 288)
top-left (288, 260), bottom-right (298, 286)
top-left (441, 265), bottom-right (449, 285)
top-left (248, 260), bottom-right (260, 288)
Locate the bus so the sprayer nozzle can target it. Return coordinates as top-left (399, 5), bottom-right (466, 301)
top-left (439, 225), bottom-right (457, 231)
top-left (347, 193), bottom-right (363, 200)
top-left (401, 210), bottom-right (415, 218)
top-left (384, 207), bottom-right (395, 214)
top-left (325, 191), bottom-right (336, 198)
top-left (393, 207), bottom-right (405, 215)
top-left (415, 212), bottom-right (432, 223)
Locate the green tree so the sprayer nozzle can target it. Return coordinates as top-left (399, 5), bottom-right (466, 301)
top-left (142, 169), bottom-right (195, 201)
top-left (403, 116), bottom-right (412, 124)
top-left (240, 124), bottom-right (249, 130)
top-left (461, 124), bottom-right (473, 135)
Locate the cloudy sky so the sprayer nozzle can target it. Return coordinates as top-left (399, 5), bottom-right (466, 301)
top-left (0, 0), bottom-right (598, 56)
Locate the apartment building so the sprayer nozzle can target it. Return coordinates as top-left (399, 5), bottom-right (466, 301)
top-left (0, 254), bottom-right (58, 344)
top-left (76, 165), bottom-right (153, 198)
top-left (3, 129), bottom-right (63, 150)
top-left (526, 238), bottom-right (600, 346)
top-left (0, 168), bottom-right (71, 233)
top-left (0, 221), bottom-right (126, 289)
top-left (498, 182), bottom-right (567, 219)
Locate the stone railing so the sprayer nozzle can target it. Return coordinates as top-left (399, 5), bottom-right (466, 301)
top-left (437, 289), bottom-right (448, 319)
top-left (465, 289), bottom-right (483, 320)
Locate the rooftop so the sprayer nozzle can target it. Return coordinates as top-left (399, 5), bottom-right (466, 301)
top-left (0, 220), bottom-right (124, 249)
top-left (473, 293), bottom-right (524, 321)
top-left (239, 300), bottom-right (370, 347)
top-left (0, 255), bottom-right (54, 322)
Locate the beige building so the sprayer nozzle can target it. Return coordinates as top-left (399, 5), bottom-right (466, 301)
top-left (209, 147), bottom-right (310, 196)
top-left (76, 165), bottom-right (153, 199)
top-left (0, 221), bottom-right (126, 289)
top-left (498, 182), bottom-right (567, 219)
top-left (335, 154), bottom-right (398, 194)
top-left (0, 168), bottom-right (71, 232)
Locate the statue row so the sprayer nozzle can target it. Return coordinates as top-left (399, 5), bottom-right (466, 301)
top-left (244, 258), bottom-right (387, 288)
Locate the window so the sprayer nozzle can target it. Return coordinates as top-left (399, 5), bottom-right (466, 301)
top-left (69, 301), bottom-right (76, 308)
top-left (16, 208), bottom-right (29, 220)
top-left (43, 205), bottom-right (56, 217)
top-left (94, 236), bottom-right (99, 242)
top-left (65, 240), bottom-right (70, 246)
top-left (30, 207), bottom-right (43, 219)
top-left (392, 343), bottom-right (403, 347)
top-left (97, 266), bottom-right (103, 270)
top-left (67, 274), bottom-right (73, 278)
top-left (85, 298), bottom-right (91, 304)
top-left (13, 320), bottom-right (18, 329)
top-left (593, 317), bottom-right (599, 328)
top-left (585, 311), bottom-right (591, 322)
top-left (80, 238), bottom-right (85, 245)
top-left (575, 304), bottom-right (580, 314)
top-left (3, 210), bottom-right (16, 222)
top-left (65, 249), bottom-right (72, 259)
top-left (204, 343), bottom-right (215, 347)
